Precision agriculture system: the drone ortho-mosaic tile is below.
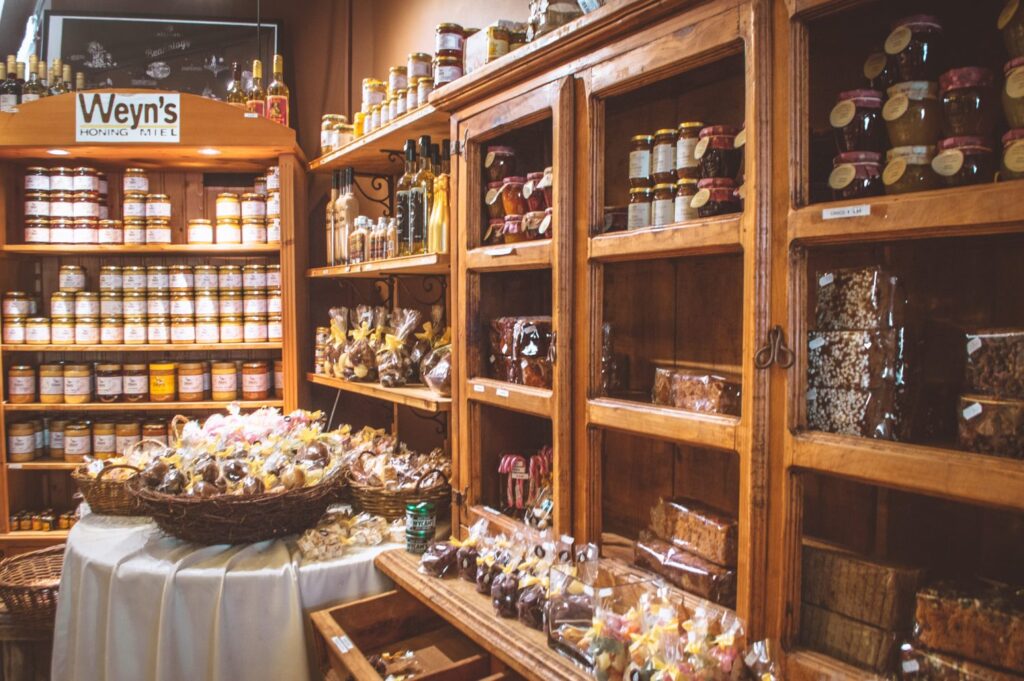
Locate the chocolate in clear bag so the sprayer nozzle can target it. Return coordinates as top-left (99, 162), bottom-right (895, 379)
top-left (457, 519), bottom-right (489, 582)
top-left (421, 343), bottom-right (452, 397)
top-left (418, 540), bottom-right (458, 578)
top-left (814, 266), bottom-right (905, 331)
top-left (410, 305), bottom-right (444, 380)
top-left (964, 329), bottom-right (1024, 400)
top-left (342, 306), bottom-right (377, 381)
top-left (377, 308), bottom-right (422, 387)
top-left (324, 306), bottom-right (349, 378)
top-left (633, 531), bottom-right (737, 608)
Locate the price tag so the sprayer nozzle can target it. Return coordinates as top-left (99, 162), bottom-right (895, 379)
top-left (332, 635), bottom-right (354, 653)
top-left (821, 204), bottom-right (870, 220)
top-left (999, 0), bottom-right (1020, 30)
top-left (244, 112), bottom-right (260, 119)
top-left (486, 246), bottom-right (514, 257)
top-left (693, 136), bottom-right (710, 160)
top-left (474, 383), bottom-right (485, 393)
top-left (7, 464), bottom-right (22, 470)
top-left (808, 335), bottom-right (825, 350)
top-left (966, 337), bottom-right (982, 354)
top-left (734, 128), bottom-right (746, 148)
top-left (882, 94), bottom-right (909, 121)
top-left (962, 402), bottom-right (983, 420)
top-left (690, 188), bottom-right (711, 209)
top-left (819, 272), bottom-right (834, 287)
top-left (496, 388), bottom-right (510, 398)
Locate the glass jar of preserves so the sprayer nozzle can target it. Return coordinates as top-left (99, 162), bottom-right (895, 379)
top-left (123, 218), bottom-right (146, 245)
top-left (651, 183), bottom-right (676, 227)
top-left (884, 15), bottom-right (945, 82)
top-left (242, 220), bottom-right (266, 244)
top-left (147, 294), bottom-right (170, 318)
top-left (146, 317), bottom-right (170, 344)
top-left (120, 266), bottom-right (145, 292)
top-left (243, 315), bottom-right (268, 343)
top-left (177, 362), bottom-right (204, 401)
top-left (170, 319), bottom-right (195, 345)
top-left (7, 422), bottom-right (36, 463)
top-left (123, 364), bottom-right (148, 402)
top-left (367, 104), bottom-right (380, 132)
top-left (485, 146), bottom-right (516, 183)
top-left (243, 290), bottom-right (267, 315)
top-left (142, 421), bottom-right (168, 445)
top-left (72, 191), bottom-right (99, 219)
top-left (674, 178), bottom-right (699, 223)
top-left (25, 166), bottom-right (49, 192)
top-left (436, 23), bottom-right (466, 56)
top-left (627, 187), bottom-right (652, 230)
top-left (433, 55), bottom-right (462, 87)
top-left (72, 166), bottom-right (98, 192)
top-left (49, 192), bottom-right (73, 218)
top-left (524, 172), bottom-right (547, 212)
top-left (220, 316), bottom-right (244, 343)
top-left (829, 151), bottom-right (884, 200)
top-left (408, 52), bottom-right (432, 80)
top-left (215, 219), bottom-right (241, 244)
top-left (168, 265), bottom-right (193, 292)
top-left (407, 80), bottom-right (420, 110)
top-left (149, 363), bottom-right (176, 402)
top-left (25, 317), bottom-right (50, 345)
top-left (883, 81), bottom-right (942, 147)
top-left (47, 218), bottom-right (72, 244)
top-left (395, 90), bottom-right (408, 117)
top-left (7, 365), bottom-right (35, 404)
top-left (195, 316), bottom-right (220, 343)
top-left (49, 418), bottom-right (68, 459)
top-left (692, 178), bottom-right (742, 218)
top-left (145, 194), bottom-right (171, 220)
top-left (49, 317), bottom-right (73, 344)
top-left (123, 168), bottom-right (149, 193)
top-left (675, 122), bottom-right (704, 180)
top-left (72, 218), bottom-right (98, 244)
top-left (98, 265), bottom-right (123, 292)
top-left (1005, 58), bottom-right (1024, 129)
top-left (63, 364), bottom-right (92, 404)
top-left (242, 361), bottom-right (270, 400)
top-left (187, 268), bottom-right (214, 292)
top-left (58, 265), bottom-right (86, 292)
top-left (75, 291), bottom-right (100, 317)
top-left (266, 190), bottom-right (280, 218)
top-left (219, 290), bottom-right (243, 316)
top-left (484, 218), bottom-right (504, 244)
top-left (48, 167), bottom-right (73, 191)
top-left (266, 288), bottom-right (282, 315)
top-left (940, 67), bottom-right (997, 138)
top-left (883, 145), bottom-right (940, 195)
top-left (100, 292), bottom-right (123, 318)
top-left (652, 129), bottom-right (677, 184)
top-left (193, 289), bottom-right (218, 317)
top-left (100, 316), bottom-right (124, 345)
top-left (122, 191), bottom-right (147, 219)
top-left (266, 264), bottom-right (281, 289)
top-left (3, 292), bottom-right (31, 317)
top-left (2, 317), bottom-right (25, 344)
top-left (145, 218), bottom-right (171, 244)
top-left (49, 292), bottom-right (73, 319)
top-left (629, 134), bottom-right (654, 187)
top-left (1002, 128), bottom-right (1024, 180)
top-left (187, 218), bottom-right (213, 244)
top-left (215, 192), bottom-right (241, 221)
top-left (502, 214), bottom-right (525, 243)
top-left (115, 421), bottom-right (141, 456)
top-left (24, 191), bottom-right (49, 218)
top-left (92, 421), bottom-right (115, 459)
top-left (218, 265), bottom-right (243, 291)
top-left (24, 218), bottom-right (49, 244)
top-left (241, 193), bottom-right (266, 221)
top-left (417, 78), bottom-right (434, 104)
top-left (170, 292), bottom-right (194, 318)
top-left (696, 126), bottom-right (741, 179)
top-left (830, 89), bottom-right (886, 153)
top-left (121, 294), bottom-right (145, 321)
top-left (932, 136), bottom-right (995, 187)
top-left (485, 181), bottom-right (506, 220)
top-left (268, 314), bottom-right (283, 343)
top-left (97, 219), bottom-right (123, 244)
top-left (274, 359), bottom-right (284, 399)
top-left (74, 317), bottom-right (99, 345)
top-left (499, 176), bottom-right (528, 216)
top-left (361, 78), bottom-right (386, 110)
top-left (122, 316), bottom-right (145, 344)
top-left (242, 264), bottom-right (267, 290)
top-left (64, 422), bottom-right (91, 462)
top-left (211, 361), bottom-right (238, 401)
top-left (39, 363), bottom-right (63, 405)
top-left (95, 363), bottom-right (123, 403)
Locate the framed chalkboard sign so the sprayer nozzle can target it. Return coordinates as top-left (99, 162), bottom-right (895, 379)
top-left (42, 12), bottom-right (280, 101)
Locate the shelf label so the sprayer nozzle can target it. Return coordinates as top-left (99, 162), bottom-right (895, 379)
top-left (473, 384), bottom-right (485, 393)
top-left (821, 204), bottom-right (870, 221)
top-left (76, 92), bottom-right (180, 143)
top-left (7, 464), bottom-right (22, 470)
top-left (495, 388), bottom-right (510, 398)
top-left (962, 402), bottom-right (983, 420)
top-left (485, 246), bottom-right (514, 257)
top-left (331, 635), bottom-right (354, 654)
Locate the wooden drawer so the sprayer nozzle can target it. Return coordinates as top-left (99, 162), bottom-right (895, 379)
top-left (311, 589), bottom-right (501, 681)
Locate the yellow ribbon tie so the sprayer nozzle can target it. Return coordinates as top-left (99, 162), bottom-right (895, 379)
top-left (349, 321), bottom-right (371, 342)
top-left (414, 322), bottom-right (435, 343)
top-left (384, 333), bottom-right (405, 352)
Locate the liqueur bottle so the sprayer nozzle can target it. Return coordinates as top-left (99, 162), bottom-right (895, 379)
top-left (407, 135), bottom-right (434, 255)
top-left (21, 56), bottom-right (44, 103)
top-left (0, 57), bottom-right (20, 111)
top-left (245, 59), bottom-right (266, 116)
top-left (326, 170), bottom-right (339, 265)
top-left (226, 62), bottom-right (246, 107)
top-left (335, 167), bottom-right (360, 264)
top-left (395, 139), bottom-right (416, 253)
top-left (265, 54), bottom-right (289, 126)
top-left (74, 72), bottom-right (84, 91)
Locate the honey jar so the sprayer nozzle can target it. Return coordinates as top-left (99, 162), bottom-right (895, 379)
top-left (50, 317), bottom-right (74, 344)
top-left (58, 265), bottom-right (87, 292)
top-left (124, 317), bottom-right (146, 344)
top-left (243, 315), bottom-right (268, 343)
top-left (123, 168), bottom-right (149, 193)
top-left (218, 265), bottom-right (243, 291)
top-left (268, 314), bottom-right (283, 343)
top-left (100, 292), bottom-right (123, 318)
top-left (216, 219), bottom-right (242, 244)
top-left (115, 421), bottom-right (141, 455)
top-left (170, 318), bottom-right (195, 344)
top-left (145, 218), bottom-right (172, 244)
top-left (187, 219), bottom-right (214, 244)
top-left (145, 194), bottom-right (171, 220)
top-left (220, 316), bottom-right (244, 343)
top-left (123, 218), bottom-right (146, 244)
top-left (122, 266), bottom-right (147, 292)
top-left (24, 218), bottom-right (49, 244)
top-left (242, 361), bottom-right (270, 400)
top-left (216, 192), bottom-right (241, 221)
top-left (96, 363), bottom-right (123, 403)
top-left (168, 265), bottom-right (193, 292)
top-left (142, 421), bottom-right (168, 445)
top-left (7, 422), bottom-right (36, 462)
top-left (123, 191), bottom-right (147, 219)
top-left (25, 317), bottom-right (51, 345)
top-left (149, 362), bottom-right (177, 402)
top-left (2, 317), bottom-right (25, 344)
top-left (123, 364), bottom-right (148, 402)
top-left (194, 266), bottom-right (218, 290)
top-left (177, 362), bottom-right (205, 401)
top-left (147, 317), bottom-right (170, 344)
top-left (92, 421), bottom-right (116, 459)
top-left (99, 265), bottom-right (123, 292)
top-left (7, 365), bottom-right (36, 404)
top-left (39, 363), bottom-right (64, 405)
top-left (48, 418), bottom-right (67, 459)
top-left (63, 364), bottom-right (92, 404)
top-left (211, 362), bottom-right (238, 401)
top-left (98, 219), bottom-right (123, 244)
top-left (123, 292), bottom-right (146, 318)
top-left (74, 317), bottom-right (99, 345)
top-left (195, 316), bottom-right (220, 343)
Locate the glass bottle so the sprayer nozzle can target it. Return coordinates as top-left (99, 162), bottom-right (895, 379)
top-left (0, 57), bottom-right (20, 112)
top-left (265, 54), bottom-right (289, 126)
top-left (49, 60), bottom-right (66, 96)
top-left (246, 59), bottom-right (266, 116)
top-left (395, 139), bottom-right (416, 252)
top-left (226, 61), bottom-right (246, 107)
top-left (15, 61), bottom-right (24, 94)
top-left (385, 217), bottom-right (398, 259)
top-left (74, 71), bottom-right (84, 91)
top-left (407, 135), bottom-right (434, 255)
top-left (326, 170), bottom-right (339, 265)
top-left (21, 55), bottom-right (43, 102)
top-left (335, 167), bottom-right (359, 263)
top-left (348, 216), bottom-right (369, 264)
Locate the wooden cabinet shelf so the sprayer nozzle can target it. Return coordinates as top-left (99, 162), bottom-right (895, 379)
top-left (6, 460), bottom-right (79, 471)
top-left (307, 372), bottom-right (450, 413)
top-left (1, 343), bottom-right (282, 353)
top-left (589, 217), bottom-right (743, 262)
top-left (466, 378), bottom-right (553, 418)
top-left (3, 400), bottom-right (282, 413)
top-left (308, 105), bottom-right (450, 175)
top-left (0, 244), bottom-right (281, 256)
top-left (464, 240), bottom-right (552, 272)
top-left (786, 649), bottom-right (884, 681)
top-left (0, 530), bottom-right (70, 544)
top-left (307, 252), bottom-right (449, 279)
top-left (587, 397), bottom-right (740, 453)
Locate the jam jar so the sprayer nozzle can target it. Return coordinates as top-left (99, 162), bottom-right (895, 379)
top-left (123, 168), bottom-right (149, 193)
top-left (692, 178), bottom-right (741, 218)
top-left (433, 55), bottom-right (462, 87)
top-left (932, 136), bottom-right (995, 187)
top-left (627, 187), bottom-right (652, 230)
top-left (408, 52), bottom-right (432, 80)
top-left (24, 218), bottom-right (48, 244)
top-left (524, 172), bottom-right (547, 212)
top-left (829, 151), bottom-right (884, 200)
top-left (883, 145), bottom-right (940, 195)
top-left (696, 126), bottom-right (741, 179)
top-left (484, 218), bottom-right (504, 243)
top-left (73, 166), bottom-right (99, 191)
top-left (883, 81), bottom-right (942, 147)
top-left (1001, 128), bottom-right (1024, 180)
top-left (123, 364), bottom-right (148, 402)
top-left (25, 166), bottom-right (49, 192)
top-left (502, 215), bottom-right (525, 243)
top-left (1001, 0), bottom-right (1024, 59)
top-left (436, 22), bottom-right (466, 56)
top-left (1003, 57), bottom-right (1024, 129)
top-left (499, 176), bottom-right (528, 216)
top-left (485, 181), bottom-right (506, 220)
top-left (863, 51), bottom-right (898, 91)
top-left (940, 67), bottom-right (997, 138)
top-left (485, 146), bottom-right (516, 183)
top-left (884, 15), bottom-right (945, 82)
top-left (24, 192), bottom-right (49, 218)
top-left (629, 134), bottom-right (654, 187)
top-left (651, 183), bottom-right (675, 227)
top-left (95, 363), bottom-right (123, 403)
top-left (676, 121), bottom-right (704, 179)
top-left (652, 129), bottom-right (677, 184)
top-left (830, 89), bottom-right (886, 153)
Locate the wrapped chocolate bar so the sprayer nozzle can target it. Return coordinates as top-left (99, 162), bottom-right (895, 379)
top-left (342, 306), bottom-right (376, 381)
top-left (651, 366), bottom-right (742, 416)
top-left (800, 602), bottom-right (902, 673)
top-left (377, 308), bottom-right (422, 388)
top-left (915, 580), bottom-right (1024, 674)
top-left (649, 497), bottom-right (738, 567)
top-left (899, 640), bottom-right (1022, 680)
top-left (814, 266), bottom-right (904, 331)
top-left (421, 343), bottom-right (452, 397)
top-left (633, 532), bottom-right (737, 607)
top-left (964, 329), bottom-right (1024, 400)
top-left (806, 384), bottom-right (901, 439)
top-left (418, 540), bottom-right (458, 578)
top-left (807, 329), bottom-right (906, 389)
top-left (957, 395), bottom-right (1024, 459)
top-left (457, 519), bottom-right (488, 582)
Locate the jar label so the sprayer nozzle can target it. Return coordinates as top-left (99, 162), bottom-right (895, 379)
top-left (627, 202), bottom-right (651, 230)
top-left (436, 65), bottom-right (462, 84)
top-left (52, 325), bottom-right (74, 343)
top-left (76, 301), bottom-right (100, 316)
top-left (188, 225), bottom-right (214, 243)
top-left (268, 320), bottom-right (283, 341)
top-left (243, 273), bottom-right (267, 289)
top-left (93, 434), bottom-right (115, 452)
top-left (124, 228), bottom-right (146, 244)
top-left (74, 228), bottom-right (98, 244)
top-left (8, 434), bottom-right (34, 454)
top-left (882, 94), bottom-right (909, 121)
top-left (882, 158), bottom-right (907, 185)
top-left (124, 301), bottom-right (147, 318)
top-left (267, 193), bottom-right (280, 216)
top-left (212, 373), bottom-right (237, 391)
top-left (1007, 67), bottom-right (1024, 99)
top-left (76, 328), bottom-right (100, 344)
top-left (123, 201), bottom-right (146, 217)
top-left (96, 376), bottom-right (123, 396)
top-left (437, 32), bottom-right (464, 52)
top-left (50, 227), bottom-right (74, 243)
top-left (267, 296), bottom-right (282, 314)
top-left (244, 322), bottom-right (267, 341)
top-left (99, 274), bottom-right (123, 290)
top-left (124, 273), bottom-right (147, 290)
top-left (1006, 140), bottom-right (1024, 172)
top-left (169, 273), bottom-right (193, 289)
top-left (146, 228), bottom-right (171, 244)
top-left (275, 370), bottom-right (284, 388)
top-left (690, 188), bottom-right (712, 209)
top-left (148, 325), bottom-right (170, 343)
top-left (320, 130), bottom-right (333, 151)
top-left (828, 164), bottom-right (858, 189)
top-left (241, 202), bottom-right (266, 218)
top-left (244, 298), bottom-right (267, 314)
top-left (25, 200), bottom-right (49, 216)
top-left (628, 149), bottom-right (651, 179)
top-left (73, 176), bottom-right (99, 192)
top-left (829, 100), bottom-right (857, 129)
top-left (999, 0), bottom-right (1020, 30)
top-left (267, 220), bottom-right (281, 243)
top-left (178, 374), bottom-right (203, 393)
top-left (8, 375), bottom-right (35, 395)
top-left (124, 176), bottom-right (149, 192)
top-left (217, 225), bottom-right (242, 243)
top-left (124, 375), bottom-right (148, 394)
top-left (538, 213), bottom-right (552, 235)
top-left (676, 138), bottom-right (698, 170)
top-left (889, 144), bottom-right (936, 165)
top-left (196, 300), bottom-right (218, 316)
top-left (148, 300), bottom-right (170, 316)
top-left (734, 129), bottom-right (746, 149)
top-left (170, 324), bottom-right (195, 342)
top-left (3, 326), bottom-right (25, 343)
top-left (221, 324), bottom-right (243, 342)
top-left (243, 373), bottom-right (270, 391)
top-left (171, 299), bottom-right (194, 316)
top-left (863, 52), bottom-right (888, 80)
top-left (52, 202), bottom-right (74, 218)
top-left (50, 430), bottom-right (64, 449)
top-left (74, 202), bottom-right (99, 218)
top-left (124, 325), bottom-right (147, 343)
top-left (220, 273), bottom-right (243, 289)
top-left (884, 26), bottom-right (912, 55)
top-left (150, 376), bottom-right (174, 395)
top-left (653, 143), bottom-right (675, 175)
top-left (116, 435), bottom-right (140, 455)
top-left (25, 325), bottom-right (50, 343)
top-left (221, 299), bottom-right (243, 315)
top-left (40, 376), bottom-right (63, 395)
top-left (217, 202), bottom-right (241, 219)
top-left (101, 326), bottom-right (124, 343)
top-left (146, 274), bottom-right (169, 289)
top-left (64, 376), bottom-right (91, 396)
top-left (242, 225), bottom-right (266, 243)
top-left (195, 273), bottom-right (218, 289)
top-left (931, 149), bottom-right (965, 176)
top-left (146, 203), bottom-right (171, 218)
top-left (522, 180), bottom-right (535, 199)
top-left (196, 323), bottom-right (220, 343)
top-left (3, 300), bottom-right (30, 315)
top-left (25, 227), bottom-right (49, 243)
top-left (65, 434), bottom-right (90, 455)
top-left (25, 175), bottom-right (49, 191)
top-left (652, 198), bottom-right (674, 227)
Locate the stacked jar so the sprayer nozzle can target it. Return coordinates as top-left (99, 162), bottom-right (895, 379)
top-left (2, 291), bottom-right (40, 344)
top-left (1002, 0), bottom-right (1024, 181)
top-left (10, 508), bottom-right (78, 531)
top-left (121, 167), bottom-right (171, 244)
top-left (434, 23), bottom-right (466, 88)
top-left (23, 166), bottom-right (111, 244)
top-left (319, 114), bottom-right (354, 155)
top-left (481, 144), bottom-right (553, 244)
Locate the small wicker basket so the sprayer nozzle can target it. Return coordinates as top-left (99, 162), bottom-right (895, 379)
top-left (0, 545), bottom-right (64, 626)
top-left (72, 464), bottom-right (142, 516)
top-left (347, 468), bottom-right (450, 520)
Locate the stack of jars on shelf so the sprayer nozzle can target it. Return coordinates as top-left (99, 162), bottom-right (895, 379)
top-left (198, 166), bottom-right (281, 245)
top-left (9, 508), bottom-right (78, 533)
top-left (625, 121), bottom-right (744, 231)
top-left (23, 165), bottom-right (111, 244)
top-left (6, 358), bottom-right (282, 407)
top-left (829, 9), bottom-right (1024, 200)
top-left (482, 145), bottom-right (552, 244)
top-left (2, 262), bottom-right (282, 346)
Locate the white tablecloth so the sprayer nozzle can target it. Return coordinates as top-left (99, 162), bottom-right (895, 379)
top-left (52, 513), bottom-right (398, 681)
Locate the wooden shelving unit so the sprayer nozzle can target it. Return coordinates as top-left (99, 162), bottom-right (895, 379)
top-left (307, 252), bottom-right (449, 279)
top-left (0, 90), bottom-right (307, 551)
top-left (306, 373), bottom-right (449, 413)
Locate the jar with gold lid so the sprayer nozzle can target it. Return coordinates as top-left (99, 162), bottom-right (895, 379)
top-left (212, 361), bottom-right (238, 401)
top-left (72, 218), bottom-right (98, 244)
top-left (194, 289), bottom-right (218, 317)
top-left (242, 361), bottom-right (270, 400)
top-left (187, 218), bottom-right (213, 244)
top-left (122, 266), bottom-right (147, 292)
top-left (220, 315), bottom-right (244, 343)
top-left (241, 220), bottom-right (266, 244)
top-left (407, 80), bottom-right (420, 111)
top-left (170, 292), bottom-right (195, 318)
top-left (218, 265), bottom-right (243, 291)
top-left (63, 364), bottom-right (92, 404)
top-left (115, 421), bottom-right (141, 455)
top-left (177, 362), bottom-right (204, 401)
top-left (25, 317), bottom-right (50, 345)
top-left (58, 265), bottom-right (86, 292)
top-left (362, 77), bottom-right (386, 111)
top-left (241, 193), bottom-right (266, 221)
top-left (49, 292), bottom-right (73, 318)
top-left (675, 178), bottom-right (699, 223)
top-left (652, 129), bottom-right (677, 185)
top-left (194, 265), bottom-right (218, 290)
top-left (123, 218), bottom-right (146, 245)
top-left (142, 421), bottom-right (168, 445)
top-left (99, 265), bottom-right (123, 292)
top-left (243, 290), bottom-right (268, 316)
top-left (145, 218), bottom-right (172, 244)
top-left (149, 362), bottom-right (177, 402)
top-left (123, 168), bottom-right (149, 193)
top-left (167, 265), bottom-right (192, 292)
top-left (627, 187), bottom-right (652, 230)
top-left (49, 167), bottom-right (73, 191)
top-left (48, 218), bottom-right (73, 244)
top-left (124, 317), bottom-right (146, 344)
top-left (95, 363), bottom-right (123, 403)
top-left (3, 292), bottom-right (31, 318)
top-left (195, 316), bottom-right (220, 344)
top-left (75, 291), bottom-right (100, 317)
top-left (368, 104), bottom-right (381, 132)
top-left (75, 317), bottom-right (99, 345)
top-left (395, 90), bottom-right (408, 117)
top-left (629, 135), bottom-right (654, 188)
top-left (219, 290), bottom-right (243, 316)
top-left (266, 288), bottom-right (282, 315)
top-left (216, 192), bottom-right (241, 221)
top-left (266, 189), bottom-right (280, 218)
top-left (122, 292), bottom-right (146, 319)
top-left (7, 422), bottom-right (36, 462)
top-left (92, 421), bottom-right (116, 459)
top-left (48, 418), bottom-right (67, 459)
top-left (24, 191), bottom-right (49, 219)
top-left (145, 194), bottom-right (171, 220)
top-left (675, 121), bottom-right (705, 179)
top-left (123, 364), bottom-right (148, 402)
top-left (147, 317), bottom-right (170, 344)
top-left (123, 191), bottom-right (147, 219)
top-left (433, 55), bottom-right (462, 87)
top-left (243, 315), bottom-right (268, 343)
top-left (147, 294), bottom-right (170, 318)
top-left (216, 220), bottom-right (242, 244)
top-left (50, 192), bottom-right (74, 218)
top-left (242, 264), bottom-right (267, 290)
top-left (408, 52), bottom-right (432, 80)
top-left (265, 264), bottom-right (281, 289)
top-left (50, 317), bottom-right (74, 344)
top-left (64, 422), bottom-right (92, 462)
top-left (25, 166), bottom-right (49, 192)
top-left (2, 317), bottom-right (25, 344)
top-left (72, 166), bottom-right (98, 192)
top-left (72, 191), bottom-right (99, 220)
top-left (24, 218), bottom-right (49, 244)
top-left (7, 365), bottom-right (36, 404)
top-left (39, 363), bottom-right (63, 404)
top-left (268, 314), bottom-right (283, 343)
top-left (170, 318), bottom-right (195, 345)
top-left (100, 317), bottom-right (124, 345)
top-left (267, 218), bottom-right (281, 244)
top-left (98, 219), bottom-right (123, 244)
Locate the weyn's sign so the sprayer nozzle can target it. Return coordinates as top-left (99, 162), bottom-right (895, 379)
top-left (75, 92), bottom-right (180, 143)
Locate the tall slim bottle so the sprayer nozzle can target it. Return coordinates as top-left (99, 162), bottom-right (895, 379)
top-left (63, 65), bottom-right (72, 92)
top-left (21, 56), bottom-right (44, 103)
top-left (407, 135), bottom-right (433, 255)
top-left (0, 58), bottom-right (19, 112)
top-left (395, 139), bottom-right (416, 254)
top-left (245, 59), bottom-right (266, 116)
top-left (14, 62), bottom-right (25, 99)
top-left (326, 170), bottom-right (339, 265)
top-left (265, 54), bottom-right (289, 126)
top-left (226, 62), bottom-right (246, 107)
top-left (335, 167), bottom-right (360, 264)
top-left (74, 72), bottom-right (84, 91)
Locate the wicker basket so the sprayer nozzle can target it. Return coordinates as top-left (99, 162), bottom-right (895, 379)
top-left (128, 466), bottom-right (348, 545)
top-left (0, 545), bottom-right (64, 626)
top-left (72, 464), bottom-right (142, 516)
top-left (348, 468), bottom-right (450, 520)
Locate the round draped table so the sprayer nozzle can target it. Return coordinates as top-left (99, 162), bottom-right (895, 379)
top-left (52, 513), bottom-right (399, 681)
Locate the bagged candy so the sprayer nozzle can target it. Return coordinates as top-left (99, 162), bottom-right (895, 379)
top-left (377, 308), bottom-right (422, 387)
top-left (418, 540), bottom-right (458, 578)
top-left (421, 343), bottom-right (453, 396)
top-left (457, 519), bottom-right (489, 582)
top-left (410, 304), bottom-right (444, 380)
top-left (342, 306), bottom-right (376, 381)
top-left (324, 306), bottom-right (348, 377)
top-left (491, 561), bottom-right (522, 618)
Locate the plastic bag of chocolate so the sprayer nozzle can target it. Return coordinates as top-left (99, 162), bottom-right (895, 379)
top-left (516, 573), bottom-right (548, 630)
top-left (475, 534), bottom-right (511, 595)
top-left (377, 308), bottom-right (422, 387)
top-left (342, 306), bottom-right (376, 381)
top-left (491, 560), bottom-right (523, 618)
top-left (743, 639), bottom-right (779, 681)
top-left (456, 519), bottom-right (489, 582)
top-left (421, 343), bottom-right (453, 397)
top-left (324, 307), bottom-right (348, 378)
top-left (410, 305), bottom-right (445, 380)
top-left (418, 539), bottom-right (458, 578)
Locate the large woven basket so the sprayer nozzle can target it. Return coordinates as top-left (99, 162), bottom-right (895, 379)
top-left (72, 464), bottom-right (142, 516)
top-left (347, 468), bottom-right (450, 521)
top-left (0, 545), bottom-right (64, 626)
top-left (128, 465), bottom-right (348, 545)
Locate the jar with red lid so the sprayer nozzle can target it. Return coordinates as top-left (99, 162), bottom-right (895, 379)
top-left (485, 146), bottom-right (516, 183)
top-left (830, 89), bottom-right (886, 153)
top-left (524, 172), bottom-right (547, 212)
top-left (884, 15), bottom-right (945, 82)
top-left (1003, 57), bottom-right (1024, 129)
top-left (433, 55), bottom-right (462, 87)
top-left (435, 23), bottom-right (466, 56)
top-left (931, 136), bottom-right (995, 187)
top-left (503, 214), bottom-right (525, 243)
top-left (485, 181), bottom-right (506, 220)
top-left (499, 176), bottom-right (527, 216)
top-left (696, 126), bottom-right (741, 180)
top-left (940, 67), bottom-right (997, 138)
top-left (540, 166), bottom-right (553, 207)
top-left (1000, 128), bottom-right (1024, 181)
top-left (691, 178), bottom-right (741, 218)
top-left (829, 151), bottom-right (883, 200)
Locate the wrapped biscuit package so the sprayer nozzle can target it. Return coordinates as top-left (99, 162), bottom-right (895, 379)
top-left (807, 384), bottom-right (902, 440)
top-left (652, 366), bottom-right (741, 416)
top-left (633, 531), bottom-right (737, 607)
top-left (799, 602), bottom-right (902, 673)
top-left (964, 328), bottom-right (1024, 399)
top-left (648, 497), bottom-right (738, 567)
